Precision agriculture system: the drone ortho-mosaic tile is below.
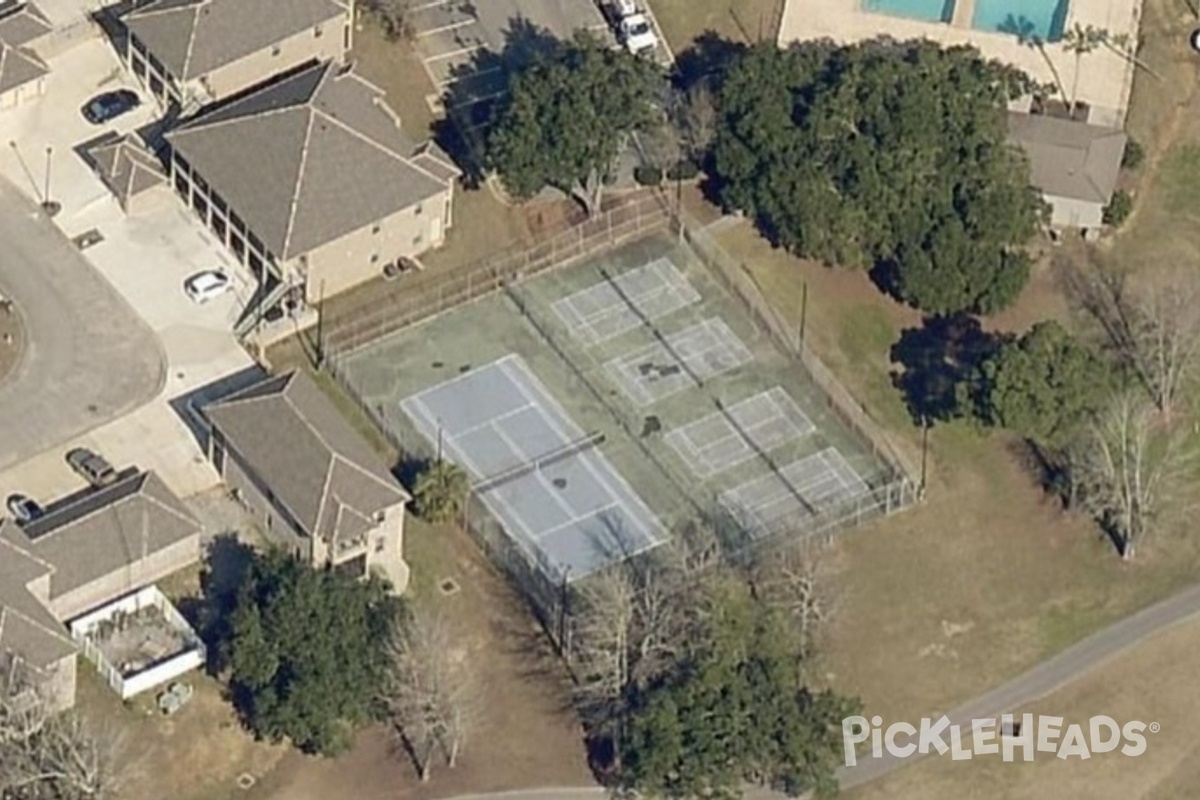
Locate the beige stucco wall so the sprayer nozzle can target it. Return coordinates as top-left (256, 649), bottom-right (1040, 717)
top-left (0, 76), bottom-right (46, 109)
top-left (193, 15), bottom-right (350, 102)
top-left (216, 436), bottom-right (312, 559)
top-left (1046, 194), bottom-right (1105, 230)
top-left (49, 535), bottom-right (202, 621)
top-left (300, 186), bottom-right (453, 302)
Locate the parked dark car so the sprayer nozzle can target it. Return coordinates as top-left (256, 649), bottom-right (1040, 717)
top-left (81, 90), bottom-right (140, 125)
top-left (6, 493), bottom-right (43, 524)
top-left (66, 447), bottom-right (117, 487)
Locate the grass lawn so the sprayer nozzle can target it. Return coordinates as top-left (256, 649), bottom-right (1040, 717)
top-left (846, 615), bottom-right (1200, 800)
top-left (650, 0), bottom-right (783, 51)
top-left (703, 0), bottom-right (1200, 738)
top-left (251, 347), bottom-right (591, 800)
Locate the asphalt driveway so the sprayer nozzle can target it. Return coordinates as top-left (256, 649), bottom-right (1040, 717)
top-left (0, 176), bottom-right (164, 470)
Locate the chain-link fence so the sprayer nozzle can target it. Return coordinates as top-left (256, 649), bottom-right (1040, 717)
top-left (322, 195), bottom-right (670, 355)
top-left (322, 193), bottom-right (922, 654)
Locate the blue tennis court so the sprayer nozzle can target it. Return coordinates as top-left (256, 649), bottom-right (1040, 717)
top-left (400, 354), bottom-right (667, 581)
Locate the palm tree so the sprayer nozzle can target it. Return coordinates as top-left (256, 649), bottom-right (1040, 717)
top-left (413, 460), bottom-right (470, 523)
top-left (1062, 24), bottom-right (1104, 117)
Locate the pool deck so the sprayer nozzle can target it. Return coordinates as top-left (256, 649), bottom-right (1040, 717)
top-left (779, 0), bottom-right (1143, 127)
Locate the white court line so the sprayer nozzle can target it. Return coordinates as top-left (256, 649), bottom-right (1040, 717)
top-left (403, 354), bottom-right (521, 407)
top-left (411, 0), bottom-right (452, 10)
top-left (503, 357), bottom-right (664, 547)
top-left (491, 421), bottom-right (579, 524)
top-left (529, 501), bottom-right (622, 542)
top-left (451, 400), bottom-right (535, 442)
top-left (424, 44), bottom-right (483, 62)
top-left (416, 18), bottom-right (476, 37)
top-left (401, 394), bottom-right (492, 480)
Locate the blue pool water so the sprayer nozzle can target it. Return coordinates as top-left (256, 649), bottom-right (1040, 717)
top-left (971, 0), bottom-right (1070, 41)
top-left (863, 0), bottom-right (955, 23)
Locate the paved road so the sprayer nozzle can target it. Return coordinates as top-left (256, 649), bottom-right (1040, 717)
top-left (431, 579), bottom-right (1200, 800)
top-left (0, 177), bottom-right (164, 470)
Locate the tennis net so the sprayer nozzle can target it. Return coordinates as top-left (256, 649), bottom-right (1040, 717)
top-left (473, 431), bottom-right (607, 493)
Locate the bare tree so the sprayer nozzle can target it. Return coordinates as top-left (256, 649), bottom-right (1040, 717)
top-left (0, 671), bottom-right (120, 799)
top-left (361, 0), bottom-right (415, 41)
top-left (384, 607), bottom-right (479, 781)
top-left (1121, 270), bottom-right (1200, 418)
top-left (570, 529), bottom-right (718, 761)
top-left (636, 124), bottom-right (682, 183)
top-left (669, 84), bottom-right (717, 164)
top-left (748, 534), bottom-right (840, 657)
top-left (1060, 261), bottom-right (1200, 418)
top-left (1070, 390), bottom-right (1194, 559)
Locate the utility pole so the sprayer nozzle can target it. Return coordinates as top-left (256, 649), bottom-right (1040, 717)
top-left (798, 281), bottom-right (808, 349)
top-left (920, 415), bottom-right (930, 496)
top-left (41, 146), bottom-right (58, 217)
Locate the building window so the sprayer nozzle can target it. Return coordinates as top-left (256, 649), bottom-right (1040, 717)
top-left (248, 251), bottom-right (264, 277)
top-left (374, 538), bottom-right (385, 554)
top-left (412, 233), bottom-right (422, 247)
top-left (212, 215), bottom-right (227, 242)
top-left (192, 172), bottom-right (208, 194)
top-left (230, 213), bottom-right (245, 234)
top-left (370, 253), bottom-right (380, 264)
top-left (272, 45), bottom-right (281, 56)
top-left (192, 193), bottom-right (208, 218)
top-left (314, 25), bottom-right (323, 37)
top-left (173, 153), bottom-right (190, 176)
top-left (414, 203), bottom-right (423, 216)
top-left (174, 174), bottom-right (189, 196)
top-left (371, 224), bottom-right (381, 234)
top-left (343, 24), bottom-right (350, 50)
top-left (211, 192), bottom-right (227, 214)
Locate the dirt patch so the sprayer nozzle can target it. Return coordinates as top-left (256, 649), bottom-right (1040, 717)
top-left (75, 668), bottom-right (286, 800)
top-left (351, 19), bottom-right (438, 137)
top-left (251, 520), bottom-right (591, 800)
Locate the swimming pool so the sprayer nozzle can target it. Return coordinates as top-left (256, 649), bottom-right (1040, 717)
top-left (971, 0), bottom-right (1069, 41)
top-left (863, 0), bottom-right (955, 24)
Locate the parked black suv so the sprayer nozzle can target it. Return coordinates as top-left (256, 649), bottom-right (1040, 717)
top-left (81, 90), bottom-right (140, 125)
top-left (66, 447), bottom-right (117, 487)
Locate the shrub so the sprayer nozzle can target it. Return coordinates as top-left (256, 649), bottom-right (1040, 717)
top-left (1103, 190), bottom-right (1134, 227)
top-left (1121, 139), bottom-right (1145, 171)
top-left (633, 165), bottom-right (663, 186)
top-left (665, 159), bottom-right (700, 181)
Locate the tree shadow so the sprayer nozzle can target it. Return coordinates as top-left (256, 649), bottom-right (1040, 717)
top-left (433, 18), bottom-right (566, 188)
top-left (889, 314), bottom-right (1003, 424)
top-left (672, 30), bottom-right (747, 93)
top-left (186, 533), bottom-right (257, 674)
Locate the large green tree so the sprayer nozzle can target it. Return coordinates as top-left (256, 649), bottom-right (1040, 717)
top-left (485, 32), bottom-right (663, 216)
top-left (621, 585), bottom-right (857, 798)
top-left (712, 40), bottom-right (1044, 314)
top-left (977, 320), bottom-right (1111, 447)
top-left (222, 550), bottom-right (401, 755)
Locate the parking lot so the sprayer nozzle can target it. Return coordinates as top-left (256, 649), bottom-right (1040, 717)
top-left (409, 0), bottom-right (669, 120)
top-left (0, 31), bottom-right (255, 504)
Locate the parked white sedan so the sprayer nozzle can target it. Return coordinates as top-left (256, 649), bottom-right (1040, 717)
top-left (183, 270), bottom-right (232, 304)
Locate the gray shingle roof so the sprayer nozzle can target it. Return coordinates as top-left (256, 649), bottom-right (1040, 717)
top-left (165, 61), bottom-right (457, 260)
top-left (0, 471), bottom-right (199, 673)
top-left (122, 0), bottom-right (348, 81)
top-left (0, 539), bottom-right (73, 671)
top-left (89, 134), bottom-right (168, 209)
top-left (6, 471), bottom-right (201, 600)
top-left (1008, 112), bottom-right (1128, 205)
top-left (0, 2), bottom-right (49, 96)
top-left (202, 370), bottom-right (409, 547)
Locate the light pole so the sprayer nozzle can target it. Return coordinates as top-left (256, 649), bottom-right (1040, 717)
top-left (41, 146), bottom-right (59, 217)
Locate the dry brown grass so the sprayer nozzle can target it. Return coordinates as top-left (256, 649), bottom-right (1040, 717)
top-left (704, 1), bottom-right (1200, 793)
top-left (845, 615), bottom-right (1200, 800)
top-left (76, 666), bottom-right (287, 800)
top-left (650, 0), bottom-right (783, 50)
